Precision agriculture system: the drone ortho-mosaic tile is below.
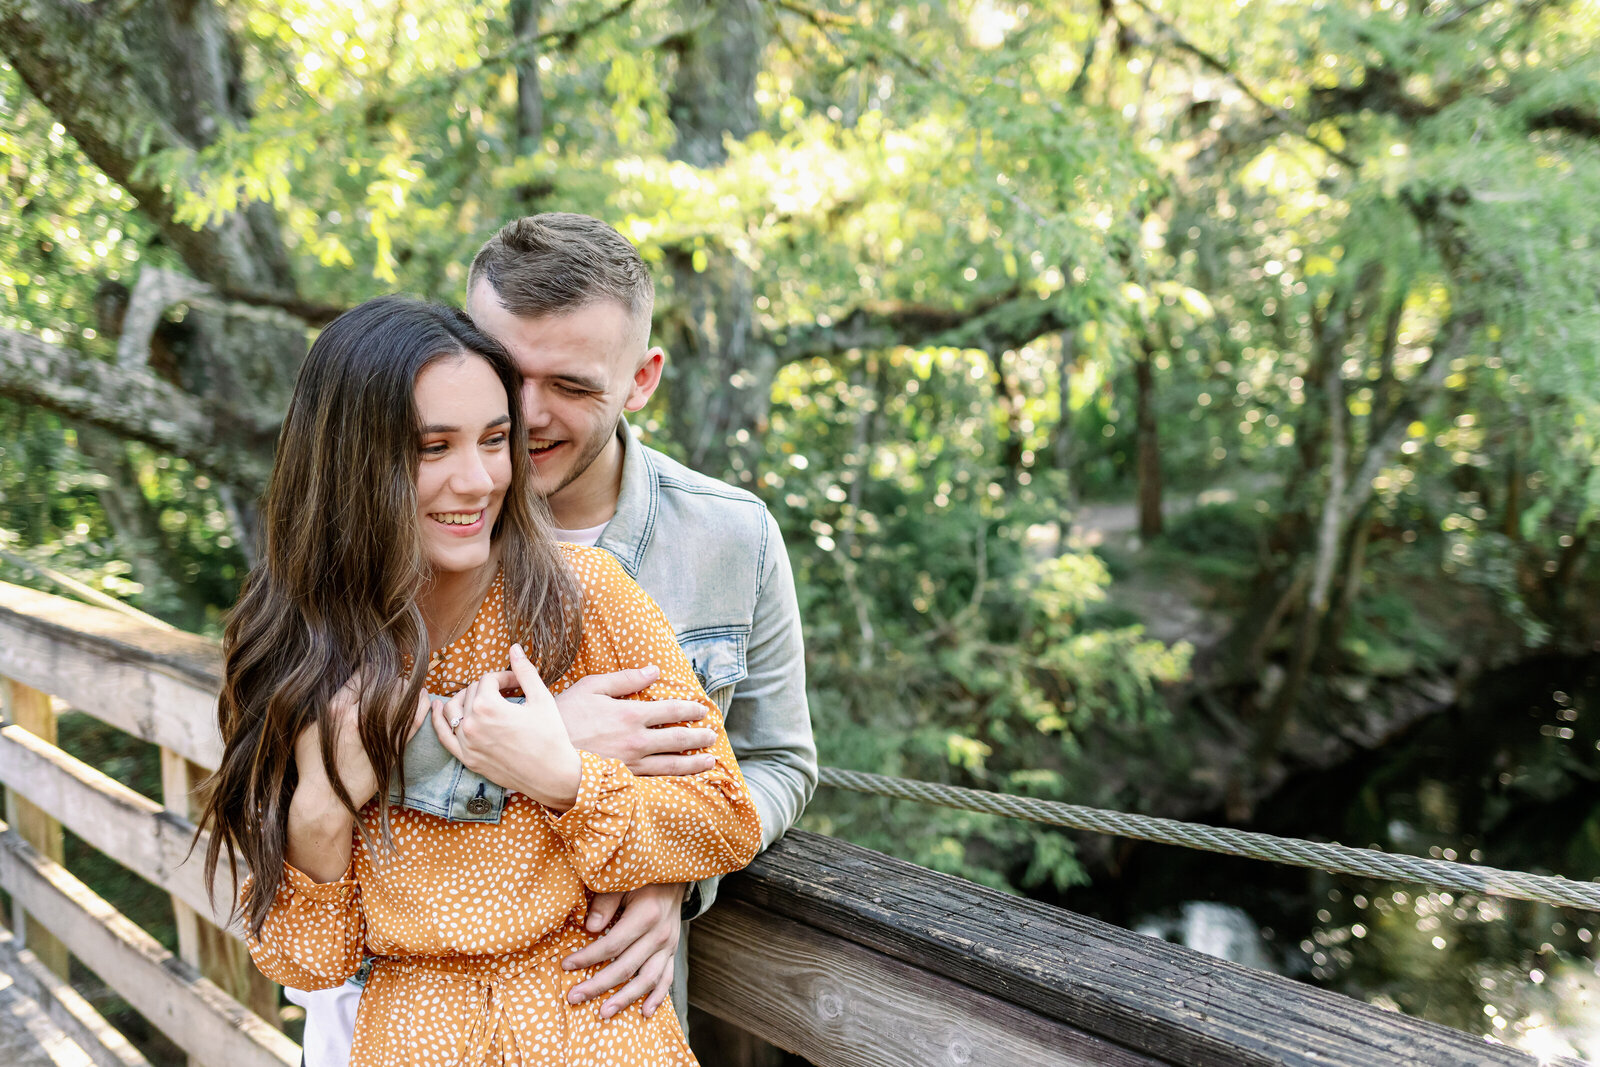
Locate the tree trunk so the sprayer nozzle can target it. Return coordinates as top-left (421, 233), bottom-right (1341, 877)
top-left (509, 0), bottom-right (552, 209)
top-left (1319, 501), bottom-right (1373, 669)
top-left (1503, 439), bottom-right (1523, 539)
top-left (0, 0), bottom-right (293, 299)
top-left (1133, 342), bottom-right (1163, 540)
top-left (0, 0), bottom-right (309, 554)
top-left (990, 347), bottom-right (1026, 488)
top-left (1254, 299), bottom-right (1352, 768)
top-left (511, 0), bottom-right (546, 154)
top-left (1052, 327), bottom-right (1078, 501)
top-left (656, 0), bottom-right (767, 479)
top-left (75, 428), bottom-right (188, 612)
top-left (838, 356), bottom-right (882, 668)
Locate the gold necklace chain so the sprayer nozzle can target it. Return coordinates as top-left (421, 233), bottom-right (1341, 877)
top-left (426, 566), bottom-right (493, 665)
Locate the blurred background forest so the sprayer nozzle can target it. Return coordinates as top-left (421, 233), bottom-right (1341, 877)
top-left (2, 0), bottom-right (1599, 1058)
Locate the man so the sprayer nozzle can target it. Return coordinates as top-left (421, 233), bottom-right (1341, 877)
top-left (288, 213), bottom-right (816, 1066)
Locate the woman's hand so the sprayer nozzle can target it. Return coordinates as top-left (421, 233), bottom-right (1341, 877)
top-left (287, 673), bottom-right (430, 882)
top-left (433, 643), bottom-right (583, 811)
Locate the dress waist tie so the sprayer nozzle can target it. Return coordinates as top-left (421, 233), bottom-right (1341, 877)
top-left (374, 936), bottom-right (585, 1066)
top-left (458, 968), bottom-right (550, 1066)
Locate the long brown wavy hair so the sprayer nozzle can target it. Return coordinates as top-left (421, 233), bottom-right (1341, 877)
top-left (199, 296), bottom-right (582, 936)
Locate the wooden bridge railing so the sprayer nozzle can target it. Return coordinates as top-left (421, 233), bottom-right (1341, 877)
top-left (0, 579), bottom-right (1547, 1067)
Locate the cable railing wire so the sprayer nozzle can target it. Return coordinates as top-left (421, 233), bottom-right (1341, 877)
top-left (818, 765), bottom-right (1600, 912)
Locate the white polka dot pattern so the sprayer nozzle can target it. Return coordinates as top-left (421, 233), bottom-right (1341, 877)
top-left (246, 544), bottom-right (762, 1065)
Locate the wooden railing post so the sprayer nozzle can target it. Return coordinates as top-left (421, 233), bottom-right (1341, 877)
top-left (1, 676), bottom-right (70, 978)
top-left (161, 748), bottom-right (281, 1028)
top-left (160, 749), bottom-right (205, 973)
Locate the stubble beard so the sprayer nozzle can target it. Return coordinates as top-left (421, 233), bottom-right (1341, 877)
top-left (537, 421), bottom-right (618, 502)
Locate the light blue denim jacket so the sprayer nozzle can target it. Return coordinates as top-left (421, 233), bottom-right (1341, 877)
top-left (392, 418), bottom-right (817, 915)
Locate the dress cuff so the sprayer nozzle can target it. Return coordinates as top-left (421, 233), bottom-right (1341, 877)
top-left (280, 859), bottom-right (359, 906)
top-left (548, 749), bottom-right (633, 846)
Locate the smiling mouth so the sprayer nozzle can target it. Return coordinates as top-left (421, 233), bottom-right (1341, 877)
top-left (529, 439), bottom-right (561, 456)
top-left (429, 511), bottom-right (483, 526)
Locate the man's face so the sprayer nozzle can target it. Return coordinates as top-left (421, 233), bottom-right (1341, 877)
top-left (467, 281), bottom-right (655, 502)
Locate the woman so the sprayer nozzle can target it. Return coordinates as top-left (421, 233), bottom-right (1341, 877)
top-left (198, 296), bottom-right (761, 1065)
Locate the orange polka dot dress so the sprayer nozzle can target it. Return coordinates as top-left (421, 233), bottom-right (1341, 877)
top-left (246, 544), bottom-right (762, 1066)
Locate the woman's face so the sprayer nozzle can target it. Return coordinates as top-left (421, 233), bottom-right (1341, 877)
top-left (413, 353), bottom-right (513, 576)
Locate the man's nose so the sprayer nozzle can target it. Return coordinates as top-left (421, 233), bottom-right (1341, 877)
top-left (521, 381), bottom-right (551, 428)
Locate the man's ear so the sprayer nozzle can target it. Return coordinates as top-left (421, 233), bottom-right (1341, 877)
top-left (625, 347), bottom-right (665, 412)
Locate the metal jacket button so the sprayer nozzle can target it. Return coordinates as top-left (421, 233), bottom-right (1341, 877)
top-left (465, 795), bottom-right (494, 816)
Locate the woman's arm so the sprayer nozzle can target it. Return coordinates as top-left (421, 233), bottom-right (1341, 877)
top-left (545, 548), bottom-right (762, 892)
top-left (244, 676), bottom-right (392, 988)
top-left (434, 548), bottom-right (762, 893)
top-left (285, 672), bottom-right (385, 881)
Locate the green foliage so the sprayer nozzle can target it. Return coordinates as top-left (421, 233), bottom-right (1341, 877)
top-left (1161, 500), bottom-right (1268, 559)
top-left (777, 351), bottom-right (1194, 885)
top-left (1339, 589), bottom-right (1451, 678)
top-left (4, 0), bottom-right (1600, 905)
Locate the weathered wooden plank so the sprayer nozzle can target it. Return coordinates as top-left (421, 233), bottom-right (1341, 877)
top-left (0, 725), bottom-right (237, 929)
top-left (690, 900), bottom-right (1168, 1067)
top-left (2, 679), bottom-right (70, 978)
top-left (0, 957), bottom-right (96, 1067)
top-left (723, 832), bottom-right (1542, 1067)
top-left (0, 822), bottom-right (297, 1067)
top-left (160, 750), bottom-right (281, 1028)
top-left (0, 928), bottom-right (152, 1067)
top-left (0, 583), bottom-right (223, 770)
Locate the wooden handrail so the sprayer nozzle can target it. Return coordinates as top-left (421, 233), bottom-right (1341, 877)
top-left (0, 582), bottom-right (223, 769)
top-left (0, 724), bottom-right (235, 927)
top-left (0, 581), bottom-right (1547, 1067)
top-left (705, 830), bottom-right (1541, 1067)
top-left (0, 823), bottom-right (296, 1067)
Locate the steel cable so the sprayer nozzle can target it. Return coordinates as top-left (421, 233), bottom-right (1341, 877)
top-left (818, 766), bottom-right (1600, 912)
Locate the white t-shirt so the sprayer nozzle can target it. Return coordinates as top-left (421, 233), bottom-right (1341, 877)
top-left (291, 520), bottom-right (610, 1066)
top-left (285, 983), bottom-right (360, 1067)
top-left (552, 521), bottom-right (606, 548)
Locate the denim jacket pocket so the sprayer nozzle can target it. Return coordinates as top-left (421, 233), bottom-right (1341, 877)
top-left (678, 627), bottom-right (749, 711)
top-left (387, 693), bottom-right (518, 823)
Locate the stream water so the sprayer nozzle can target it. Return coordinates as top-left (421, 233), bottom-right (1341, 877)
top-left (1063, 653), bottom-right (1600, 1060)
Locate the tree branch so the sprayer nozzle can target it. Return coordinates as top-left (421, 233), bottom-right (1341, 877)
top-left (541, 0), bottom-right (637, 50)
top-left (0, 329), bottom-right (273, 493)
top-left (765, 0), bottom-right (936, 80)
top-left (1528, 105), bottom-right (1600, 139)
top-left (770, 288), bottom-right (1081, 364)
top-left (0, 0), bottom-right (294, 298)
top-left (1341, 311), bottom-right (1480, 518)
top-left (1117, 0), bottom-right (1360, 168)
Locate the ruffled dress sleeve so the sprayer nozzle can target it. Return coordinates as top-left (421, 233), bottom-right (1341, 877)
top-left (546, 546), bottom-right (763, 892)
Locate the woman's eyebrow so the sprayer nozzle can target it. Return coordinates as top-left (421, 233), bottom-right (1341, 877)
top-left (419, 414), bottom-right (509, 434)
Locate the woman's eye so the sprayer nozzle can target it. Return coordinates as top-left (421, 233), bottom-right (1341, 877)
top-left (484, 433), bottom-right (508, 447)
top-left (421, 442), bottom-right (447, 456)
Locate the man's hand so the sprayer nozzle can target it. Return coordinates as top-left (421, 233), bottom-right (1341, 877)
top-left (562, 882), bottom-right (688, 1018)
top-left (555, 666), bottom-right (717, 775)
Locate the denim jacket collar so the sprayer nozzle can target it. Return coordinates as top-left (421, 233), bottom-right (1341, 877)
top-left (593, 418), bottom-right (657, 579)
